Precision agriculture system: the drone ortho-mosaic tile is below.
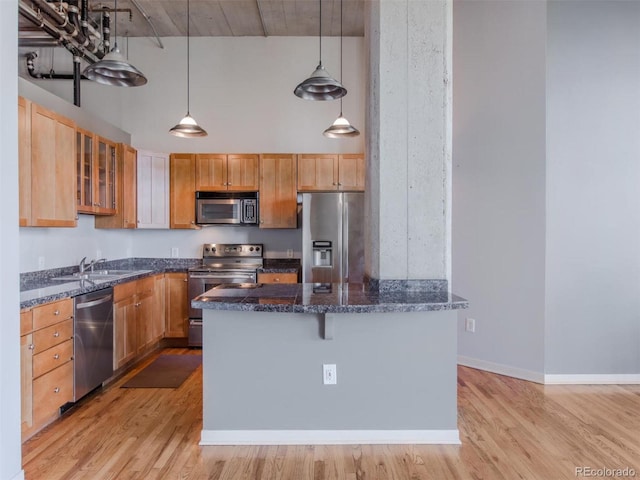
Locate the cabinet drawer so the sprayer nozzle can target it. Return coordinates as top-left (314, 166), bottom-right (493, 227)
top-left (136, 276), bottom-right (155, 295)
top-left (21, 310), bottom-right (33, 336)
top-left (33, 299), bottom-right (73, 330)
top-left (32, 319), bottom-right (73, 354)
top-left (32, 360), bottom-right (73, 425)
top-left (258, 272), bottom-right (298, 284)
top-left (114, 281), bottom-right (137, 302)
top-left (33, 339), bottom-right (74, 378)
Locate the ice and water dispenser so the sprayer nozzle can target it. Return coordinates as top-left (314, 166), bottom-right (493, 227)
top-left (311, 241), bottom-right (333, 284)
top-left (312, 241), bottom-right (332, 267)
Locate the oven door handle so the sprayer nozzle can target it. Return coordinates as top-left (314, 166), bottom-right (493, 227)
top-left (189, 273), bottom-right (256, 279)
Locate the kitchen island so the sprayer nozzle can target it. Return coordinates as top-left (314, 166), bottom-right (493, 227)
top-left (193, 283), bottom-right (467, 445)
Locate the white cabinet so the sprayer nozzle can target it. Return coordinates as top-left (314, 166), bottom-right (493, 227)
top-left (137, 150), bottom-right (169, 229)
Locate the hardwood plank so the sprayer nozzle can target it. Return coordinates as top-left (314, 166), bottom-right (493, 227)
top-left (22, 355), bottom-right (640, 480)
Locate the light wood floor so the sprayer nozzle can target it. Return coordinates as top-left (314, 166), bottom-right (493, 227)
top-left (22, 348), bottom-right (640, 480)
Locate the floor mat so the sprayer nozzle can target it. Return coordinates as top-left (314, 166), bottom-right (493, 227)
top-left (121, 354), bottom-right (202, 388)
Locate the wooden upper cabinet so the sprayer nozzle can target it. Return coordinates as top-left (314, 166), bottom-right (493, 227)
top-left (30, 103), bottom-right (77, 227)
top-left (259, 154), bottom-right (297, 229)
top-left (195, 154), bottom-right (227, 190)
top-left (76, 132), bottom-right (116, 215)
top-left (170, 153), bottom-right (197, 229)
top-left (297, 153), bottom-right (364, 192)
top-left (95, 143), bottom-right (137, 229)
top-left (136, 150), bottom-right (169, 229)
top-left (337, 154), bottom-right (365, 191)
top-left (227, 154), bottom-right (260, 191)
top-left (18, 96), bottom-right (32, 226)
top-left (195, 154), bottom-right (259, 191)
top-left (93, 136), bottom-right (117, 215)
top-left (76, 127), bottom-right (94, 214)
top-left (297, 154), bottom-right (338, 191)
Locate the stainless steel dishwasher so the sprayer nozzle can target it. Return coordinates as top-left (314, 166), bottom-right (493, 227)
top-left (74, 288), bottom-right (114, 401)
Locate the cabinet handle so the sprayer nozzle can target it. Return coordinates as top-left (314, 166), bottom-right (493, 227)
top-left (183, 278), bottom-right (188, 282)
top-left (53, 387), bottom-right (60, 394)
top-left (275, 278), bottom-right (280, 282)
top-left (28, 344), bottom-right (35, 350)
top-left (53, 331), bottom-right (60, 338)
top-left (94, 203), bottom-right (101, 206)
top-left (53, 354), bottom-right (60, 360)
top-left (54, 310), bottom-right (60, 316)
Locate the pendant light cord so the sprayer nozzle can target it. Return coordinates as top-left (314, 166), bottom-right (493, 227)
top-left (113, 0), bottom-right (118, 50)
top-left (339, 0), bottom-right (343, 115)
top-left (186, 0), bottom-right (191, 115)
top-left (319, 0), bottom-right (322, 66)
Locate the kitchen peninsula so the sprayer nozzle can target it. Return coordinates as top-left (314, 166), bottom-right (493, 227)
top-left (193, 282), bottom-right (467, 445)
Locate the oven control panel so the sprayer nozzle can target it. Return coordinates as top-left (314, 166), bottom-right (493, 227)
top-left (202, 243), bottom-right (263, 258)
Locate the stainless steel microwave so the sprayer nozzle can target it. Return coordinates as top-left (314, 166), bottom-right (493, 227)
top-left (195, 191), bottom-right (259, 226)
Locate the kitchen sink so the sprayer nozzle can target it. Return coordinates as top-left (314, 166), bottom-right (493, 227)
top-left (51, 269), bottom-right (152, 282)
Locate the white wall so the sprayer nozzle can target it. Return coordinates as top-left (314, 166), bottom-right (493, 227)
top-left (545, 2), bottom-right (640, 374)
top-left (452, 0), bottom-right (547, 378)
top-left (19, 36), bottom-right (366, 272)
top-left (1, 0), bottom-right (24, 477)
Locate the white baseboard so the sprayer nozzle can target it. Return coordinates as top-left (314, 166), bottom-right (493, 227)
top-left (458, 356), bottom-right (640, 385)
top-left (458, 355), bottom-right (545, 383)
top-left (200, 429), bottom-right (461, 445)
top-left (544, 374), bottom-right (640, 385)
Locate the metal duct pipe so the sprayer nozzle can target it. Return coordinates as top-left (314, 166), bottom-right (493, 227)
top-left (25, 51), bottom-right (89, 82)
top-left (73, 56), bottom-right (81, 106)
top-left (18, 0), bottom-right (104, 60)
top-left (28, 0), bottom-right (102, 55)
top-left (102, 8), bottom-right (111, 54)
top-left (81, 0), bottom-right (89, 38)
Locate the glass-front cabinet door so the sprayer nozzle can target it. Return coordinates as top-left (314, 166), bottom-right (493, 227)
top-left (76, 128), bottom-right (94, 213)
top-left (95, 136), bottom-right (117, 215)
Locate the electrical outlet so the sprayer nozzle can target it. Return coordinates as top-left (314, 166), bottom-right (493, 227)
top-left (171, 247), bottom-right (179, 258)
top-left (38, 256), bottom-right (45, 270)
top-left (465, 317), bottom-right (476, 333)
top-left (286, 249), bottom-right (294, 258)
top-left (323, 364), bottom-right (337, 385)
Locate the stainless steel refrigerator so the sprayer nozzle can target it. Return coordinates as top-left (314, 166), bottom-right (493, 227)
top-left (301, 192), bottom-right (365, 284)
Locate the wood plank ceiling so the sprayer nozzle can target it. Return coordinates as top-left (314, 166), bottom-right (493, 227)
top-left (20, 0), bottom-right (365, 38)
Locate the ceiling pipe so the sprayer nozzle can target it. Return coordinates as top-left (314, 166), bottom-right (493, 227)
top-left (18, 0), bottom-right (104, 62)
top-left (25, 51), bottom-right (88, 81)
top-left (128, 0), bottom-right (164, 49)
top-left (255, 0), bottom-right (268, 37)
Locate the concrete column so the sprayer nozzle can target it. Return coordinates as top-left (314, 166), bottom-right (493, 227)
top-left (365, 0), bottom-right (452, 286)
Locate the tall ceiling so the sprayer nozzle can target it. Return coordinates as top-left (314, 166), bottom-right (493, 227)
top-left (19, 0), bottom-right (365, 43)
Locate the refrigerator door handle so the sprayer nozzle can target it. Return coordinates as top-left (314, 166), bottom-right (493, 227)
top-left (343, 200), bottom-right (349, 283)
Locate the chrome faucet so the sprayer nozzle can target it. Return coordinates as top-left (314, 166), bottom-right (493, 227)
top-left (79, 257), bottom-right (107, 273)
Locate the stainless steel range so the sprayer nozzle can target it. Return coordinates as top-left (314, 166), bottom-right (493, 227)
top-left (187, 243), bottom-right (263, 347)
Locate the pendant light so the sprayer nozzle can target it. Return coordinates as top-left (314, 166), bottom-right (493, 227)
top-left (169, 0), bottom-right (207, 137)
top-left (294, 0), bottom-right (346, 101)
top-left (82, 0), bottom-right (147, 87)
top-left (323, 0), bottom-right (359, 137)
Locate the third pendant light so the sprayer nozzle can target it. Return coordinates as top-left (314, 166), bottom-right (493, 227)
top-left (323, 0), bottom-right (360, 137)
top-left (169, 0), bottom-right (207, 137)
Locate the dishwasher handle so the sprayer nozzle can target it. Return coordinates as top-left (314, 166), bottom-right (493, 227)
top-left (76, 294), bottom-right (113, 309)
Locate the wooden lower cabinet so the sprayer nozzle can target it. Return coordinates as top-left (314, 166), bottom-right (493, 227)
top-left (21, 298), bottom-right (74, 441)
top-left (114, 275), bottom-right (164, 370)
top-left (257, 272), bottom-right (299, 284)
top-left (164, 272), bottom-right (189, 338)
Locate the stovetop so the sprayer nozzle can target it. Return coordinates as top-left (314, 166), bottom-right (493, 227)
top-left (189, 243), bottom-right (264, 272)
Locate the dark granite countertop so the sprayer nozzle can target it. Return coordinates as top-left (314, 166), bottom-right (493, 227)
top-left (20, 258), bottom-right (200, 309)
top-left (192, 283), bottom-right (468, 314)
top-left (258, 258), bottom-right (300, 274)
